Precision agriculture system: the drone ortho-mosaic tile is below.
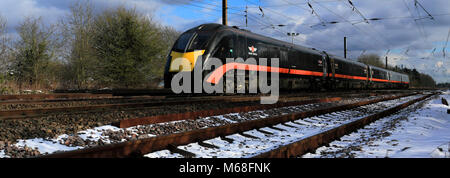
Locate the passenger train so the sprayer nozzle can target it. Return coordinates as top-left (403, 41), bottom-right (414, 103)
top-left (164, 23), bottom-right (409, 93)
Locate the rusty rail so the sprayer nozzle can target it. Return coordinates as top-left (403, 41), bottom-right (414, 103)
top-left (252, 93), bottom-right (435, 158)
top-left (0, 93), bottom-right (113, 101)
top-left (0, 95), bottom-right (167, 105)
top-left (0, 95), bottom-right (326, 119)
top-left (115, 97), bottom-right (343, 128)
top-left (40, 93), bottom-right (417, 158)
top-left (0, 98), bottom-right (233, 119)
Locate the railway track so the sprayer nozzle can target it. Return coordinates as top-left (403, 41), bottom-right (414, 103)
top-left (0, 95), bottom-right (339, 120)
top-left (0, 93), bottom-right (114, 101)
top-left (39, 91), bottom-right (433, 158)
top-left (0, 95), bottom-right (167, 105)
top-left (0, 97), bottom-right (234, 120)
top-left (0, 91), bottom-right (387, 120)
top-left (1, 91), bottom-right (406, 149)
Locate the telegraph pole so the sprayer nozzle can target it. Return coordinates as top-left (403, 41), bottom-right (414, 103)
top-left (344, 37), bottom-right (347, 58)
top-left (385, 56), bottom-right (388, 69)
top-left (287, 33), bottom-right (299, 45)
top-left (222, 0), bottom-right (227, 26)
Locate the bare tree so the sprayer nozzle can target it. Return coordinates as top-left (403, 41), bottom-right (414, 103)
top-left (12, 16), bottom-right (56, 90)
top-left (0, 15), bottom-right (11, 74)
top-left (357, 53), bottom-right (386, 68)
top-left (58, 0), bottom-right (96, 89)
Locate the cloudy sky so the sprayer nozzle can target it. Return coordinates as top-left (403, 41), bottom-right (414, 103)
top-left (0, 0), bottom-right (449, 83)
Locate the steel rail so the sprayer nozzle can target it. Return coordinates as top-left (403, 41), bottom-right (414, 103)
top-left (0, 94), bottom-right (326, 120)
top-left (0, 98), bottom-right (234, 119)
top-left (0, 92), bottom-right (380, 120)
top-left (115, 97), bottom-right (343, 128)
top-left (40, 92), bottom-right (417, 158)
top-left (0, 93), bottom-right (113, 101)
top-left (0, 95), bottom-right (167, 105)
top-left (252, 93), bottom-right (436, 158)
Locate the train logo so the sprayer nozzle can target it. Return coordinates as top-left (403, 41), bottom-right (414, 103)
top-left (248, 46), bottom-right (258, 56)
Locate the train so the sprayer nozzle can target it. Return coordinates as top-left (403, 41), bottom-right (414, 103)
top-left (164, 23), bottom-right (409, 93)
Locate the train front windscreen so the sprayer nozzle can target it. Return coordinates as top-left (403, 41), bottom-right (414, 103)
top-left (164, 31), bottom-right (213, 88)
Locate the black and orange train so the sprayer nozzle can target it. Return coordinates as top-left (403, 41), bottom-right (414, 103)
top-left (164, 23), bottom-right (409, 93)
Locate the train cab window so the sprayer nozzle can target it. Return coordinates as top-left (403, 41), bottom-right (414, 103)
top-left (213, 36), bottom-right (234, 59)
top-left (173, 32), bottom-right (193, 52)
top-left (172, 32), bottom-right (212, 52)
top-left (187, 33), bottom-right (212, 51)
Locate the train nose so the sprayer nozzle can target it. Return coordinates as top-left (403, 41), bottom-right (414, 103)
top-left (164, 50), bottom-right (205, 89)
top-left (168, 50), bottom-right (205, 72)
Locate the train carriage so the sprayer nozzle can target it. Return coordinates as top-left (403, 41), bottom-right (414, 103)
top-left (401, 73), bottom-right (410, 88)
top-left (369, 66), bottom-right (390, 89)
top-left (327, 55), bottom-right (369, 89)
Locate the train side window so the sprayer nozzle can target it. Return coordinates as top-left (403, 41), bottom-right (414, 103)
top-left (235, 35), bottom-right (246, 59)
top-left (213, 36), bottom-right (234, 59)
top-left (256, 42), bottom-right (268, 59)
top-left (280, 49), bottom-right (288, 68)
top-left (268, 45), bottom-right (279, 64)
top-left (290, 51), bottom-right (302, 69)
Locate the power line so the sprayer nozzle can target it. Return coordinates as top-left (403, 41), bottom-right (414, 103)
top-left (244, 0), bottom-right (305, 23)
top-left (309, 0), bottom-right (385, 50)
top-left (245, 13), bottom-right (328, 51)
top-left (237, 13), bottom-right (450, 27)
top-left (229, 0), bottom-right (342, 8)
top-left (402, 0), bottom-right (427, 43)
top-left (443, 28), bottom-right (450, 58)
top-left (244, 0), bottom-right (373, 55)
top-left (413, 0), bottom-right (435, 20)
top-left (413, 1), bottom-right (429, 39)
top-left (209, 0), bottom-right (447, 61)
top-left (347, 0), bottom-right (369, 24)
top-left (336, 0), bottom-right (395, 49)
top-left (305, 1), bottom-right (328, 26)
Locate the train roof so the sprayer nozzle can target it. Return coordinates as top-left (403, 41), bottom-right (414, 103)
top-left (370, 65), bottom-right (391, 72)
top-left (193, 24), bottom-right (409, 77)
top-left (328, 54), bottom-right (367, 67)
top-left (198, 23), bottom-right (325, 56)
top-left (370, 66), bottom-right (408, 76)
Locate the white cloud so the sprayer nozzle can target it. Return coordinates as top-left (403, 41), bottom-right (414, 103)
top-left (0, 0), bottom-right (448, 83)
top-left (436, 61), bottom-right (444, 68)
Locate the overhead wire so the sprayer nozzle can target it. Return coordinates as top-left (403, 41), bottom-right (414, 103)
top-left (185, 0), bottom-right (446, 61)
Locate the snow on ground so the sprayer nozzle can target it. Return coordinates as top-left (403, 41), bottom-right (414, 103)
top-left (144, 95), bottom-right (423, 158)
top-left (304, 90), bottom-right (450, 158)
top-left (1, 92), bottom-right (443, 158)
top-left (15, 135), bottom-right (80, 155)
top-left (11, 125), bottom-right (122, 155)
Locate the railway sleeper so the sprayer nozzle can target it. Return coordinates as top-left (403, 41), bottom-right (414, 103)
top-left (168, 144), bottom-right (196, 158)
top-left (239, 132), bottom-right (260, 140)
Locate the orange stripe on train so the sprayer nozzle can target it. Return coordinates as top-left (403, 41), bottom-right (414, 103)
top-left (205, 63), bottom-right (405, 85)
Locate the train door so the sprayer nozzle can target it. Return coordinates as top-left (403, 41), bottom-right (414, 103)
top-left (289, 50), bottom-right (302, 71)
top-left (365, 65), bottom-right (369, 88)
top-left (234, 34), bottom-right (247, 60)
top-left (322, 52), bottom-right (335, 90)
top-left (321, 54), bottom-right (327, 78)
top-left (211, 35), bottom-right (236, 93)
top-left (328, 57), bottom-right (335, 78)
top-left (280, 49), bottom-right (289, 70)
top-left (387, 71), bottom-right (394, 88)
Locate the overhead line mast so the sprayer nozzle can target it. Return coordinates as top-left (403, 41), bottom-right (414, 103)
top-left (223, 0), bottom-right (227, 26)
